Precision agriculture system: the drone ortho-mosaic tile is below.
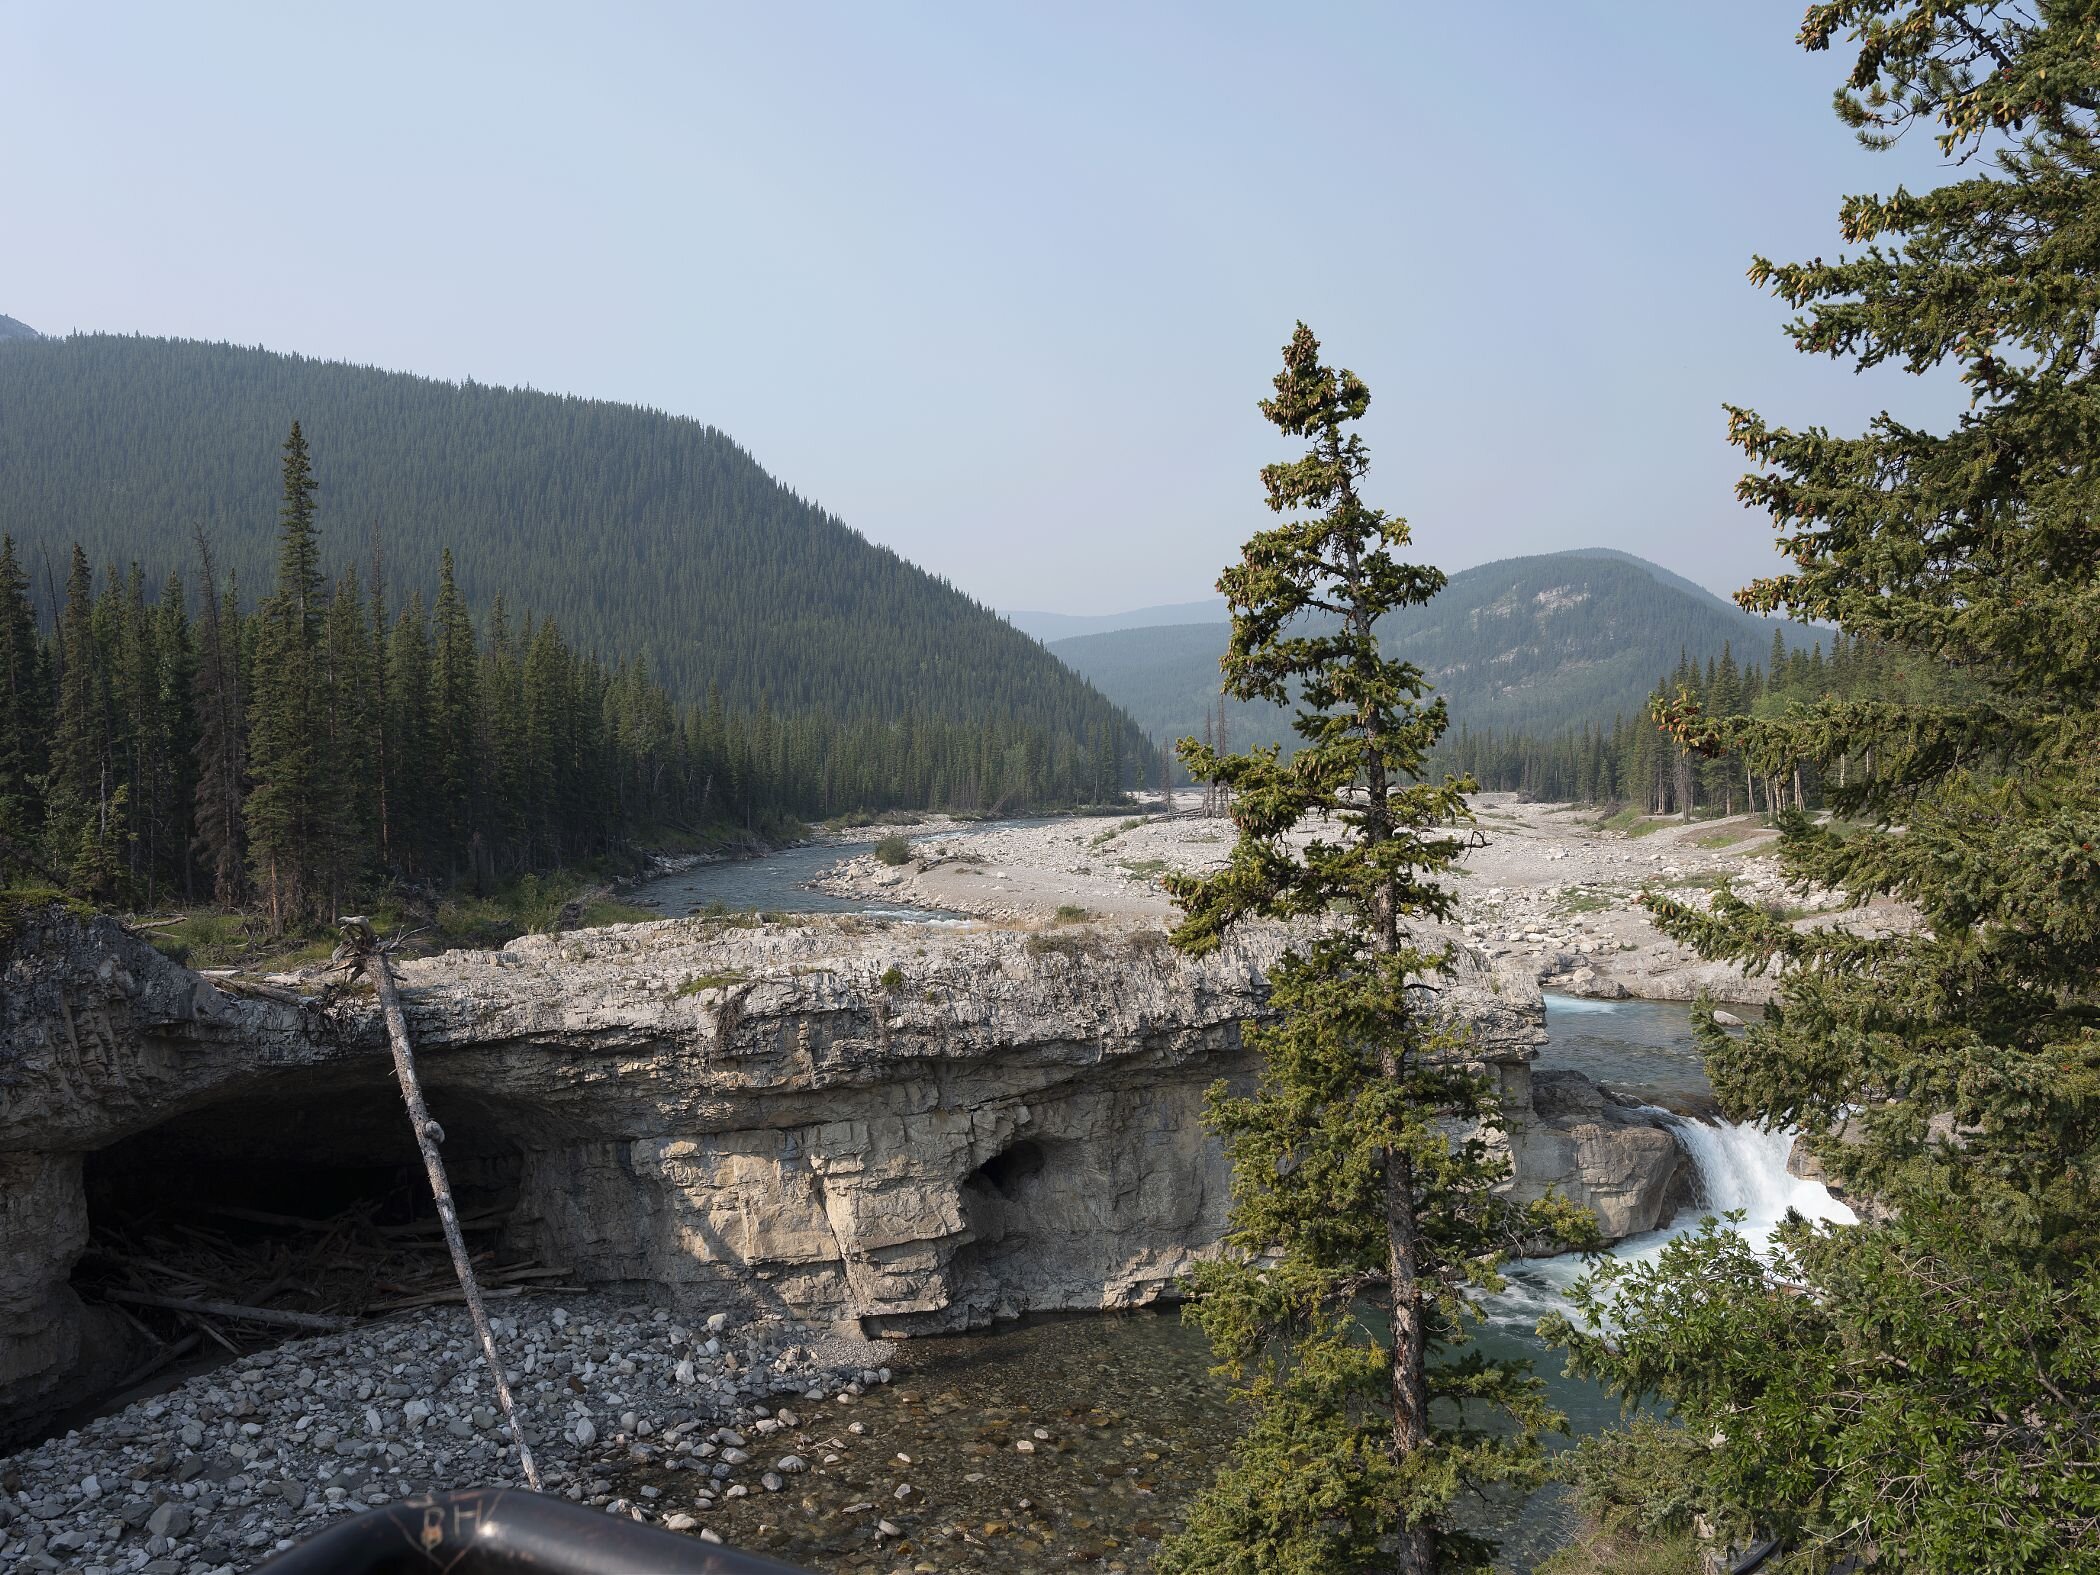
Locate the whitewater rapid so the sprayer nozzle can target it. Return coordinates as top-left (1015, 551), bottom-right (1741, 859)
top-left (1489, 1108), bottom-right (1856, 1330)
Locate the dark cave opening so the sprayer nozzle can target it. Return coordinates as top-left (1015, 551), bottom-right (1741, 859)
top-left (946, 1137), bottom-right (1059, 1322)
top-left (965, 1139), bottom-right (1047, 1202)
top-left (74, 1076), bottom-right (529, 1362)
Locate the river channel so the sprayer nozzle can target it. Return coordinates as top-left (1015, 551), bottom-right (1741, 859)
top-left (631, 820), bottom-right (1062, 923)
top-left (625, 830), bottom-right (1848, 1573)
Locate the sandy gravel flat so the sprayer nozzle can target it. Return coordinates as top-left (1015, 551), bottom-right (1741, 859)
top-left (818, 792), bottom-right (1903, 1003)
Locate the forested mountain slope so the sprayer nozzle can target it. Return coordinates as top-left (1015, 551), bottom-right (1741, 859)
top-left (1050, 550), bottom-right (1813, 748)
top-left (0, 332), bottom-right (1147, 765)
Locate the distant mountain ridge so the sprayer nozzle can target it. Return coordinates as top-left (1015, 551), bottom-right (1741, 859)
top-left (1003, 598), bottom-right (1228, 643)
top-left (0, 314), bottom-right (40, 343)
top-left (0, 331), bottom-right (1151, 775)
top-left (1049, 549), bottom-right (1813, 750)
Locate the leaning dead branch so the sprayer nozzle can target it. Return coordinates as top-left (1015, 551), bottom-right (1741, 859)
top-left (102, 1287), bottom-right (352, 1332)
top-left (338, 916), bottom-right (542, 1491)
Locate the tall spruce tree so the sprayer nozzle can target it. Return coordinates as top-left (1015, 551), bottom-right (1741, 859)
top-left (320, 565), bottom-right (375, 910)
top-left (44, 545), bottom-right (123, 894)
top-left (429, 548), bottom-right (479, 873)
top-left (191, 534), bottom-right (247, 907)
top-left (1160, 326), bottom-right (1591, 1575)
top-left (1547, 5), bottom-right (2100, 1568)
top-left (0, 535), bottom-right (48, 854)
top-left (384, 594), bottom-right (435, 877)
top-left (245, 423), bottom-right (328, 928)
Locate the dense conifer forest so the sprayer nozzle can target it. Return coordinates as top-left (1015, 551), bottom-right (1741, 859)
top-left (0, 332), bottom-right (1148, 764)
top-left (1436, 627), bottom-right (1967, 815)
top-left (0, 426), bottom-right (1141, 924)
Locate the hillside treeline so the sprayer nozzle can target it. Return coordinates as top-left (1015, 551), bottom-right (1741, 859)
top-left (1060, 550), bottom-right (1811, 755)
top-left (0, 333), bottom-right (1149, 773)
top-left (1437, 630), bottom-right (1960, 813)
top-left (0, 427), bottom-right (1135, 924)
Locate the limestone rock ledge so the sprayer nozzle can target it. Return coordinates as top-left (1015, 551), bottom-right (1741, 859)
top-left (1, 906), bottom-right (1666, 1435)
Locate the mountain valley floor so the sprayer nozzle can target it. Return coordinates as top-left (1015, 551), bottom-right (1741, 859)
top-left (815, 793), bottom-right (1917, 1003)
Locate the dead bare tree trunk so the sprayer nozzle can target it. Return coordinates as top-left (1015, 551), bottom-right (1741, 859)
top-left (344, 919), bottom-right (542, 1490)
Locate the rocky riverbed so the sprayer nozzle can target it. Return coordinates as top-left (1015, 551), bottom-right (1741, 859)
top-left (0, 1295), bottom-right (891, 1575)
top-left (816, 793), bottom-right (1911, 1003)
top-left (1, 798), bottom-right (1779, 1571)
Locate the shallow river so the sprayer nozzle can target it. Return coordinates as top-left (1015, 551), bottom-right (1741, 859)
top-left (627, 836), bottom-right (1847, 1572)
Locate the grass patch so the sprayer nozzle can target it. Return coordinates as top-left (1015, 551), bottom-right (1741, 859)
top-left (434, 874), bottom-right (654, 949)
top-left (1554, 888), bottom-right (1616, 915)
top-left (692, 900), bottom-right (764, 927)
top-left (822, 809), bottom-right (925, 831)
top-left (136, 909), bottom-right (256, 968)
top-left (1116, 858), bottom-right (1169, 879)
top-left (1024, 930), bottom-right (1105, 958)
top-left (1534, 1527), bottom-right (1704, 1575)
top-left (1654, 870), bottom-right (1734, 894)
top-left (0, 886), bottom-right (106, 959)
top-left (1595, 807), bottom-right (1676, 839)
top-left (139, 910), bottom-right (348, 972)
top-left (675, 970), bottom-right (746, 997)
top-left (1692, 827), bottom-right (1754, 849)
top-left (1087, 816), bottom-right (1150, 849)
top-left (142, 867), bottom-right (660, 970)
top-left (1053, 904), bottom-right (1091, 923)
top-left (1533, 1417), bottom-right (1759, 1575)
top-left (874, 834), bottom-right (912, 866)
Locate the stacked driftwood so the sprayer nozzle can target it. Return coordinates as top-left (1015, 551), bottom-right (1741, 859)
top-left (77, 1203), bottom-right (579, 1358)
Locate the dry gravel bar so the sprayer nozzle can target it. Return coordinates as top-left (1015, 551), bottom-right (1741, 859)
top-left (0, 1295), bottom-right (891, 1574)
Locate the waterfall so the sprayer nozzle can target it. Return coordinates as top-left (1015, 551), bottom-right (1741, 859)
top-left (1660, 1113), bottom-right (1855, 1243)
top-left (1487, 1115), bottom-right (1854, 1328)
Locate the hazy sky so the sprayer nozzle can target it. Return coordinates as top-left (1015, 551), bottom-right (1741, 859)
top-left (4, 3), bottom-right (1964, 613)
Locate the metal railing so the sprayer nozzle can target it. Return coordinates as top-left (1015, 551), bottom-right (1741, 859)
top-left (256, 1488), bottom-right (814, 1575)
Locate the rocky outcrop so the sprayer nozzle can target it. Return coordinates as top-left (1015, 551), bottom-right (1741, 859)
top-left (1506, 1070), bottom-right (1691, 1239)
top-left (1, 905), bottom-right (1672, 1435)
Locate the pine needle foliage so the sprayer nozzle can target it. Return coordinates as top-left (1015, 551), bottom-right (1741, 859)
top-left (1160, 325), bottom-right (1596, 1575)
top-left (1546, 5), bottom-right (2100, 1569)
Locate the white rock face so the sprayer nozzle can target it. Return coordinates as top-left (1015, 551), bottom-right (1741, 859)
top-left (0, 904), bottom-right (1658, 1431)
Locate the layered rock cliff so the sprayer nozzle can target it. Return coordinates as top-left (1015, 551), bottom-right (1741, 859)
top-left (1, 906), bottom-right (1682, 1437)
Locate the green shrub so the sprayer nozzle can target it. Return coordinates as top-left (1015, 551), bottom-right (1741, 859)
top-left (879, 964), bottom-right (905, 991)
top-left (1054, 904), bottom-right (1090, 923)
top-left (874, 834), bottom-right (912, 866)
top-left (1533, 1416), bottom-right (1739, 1575)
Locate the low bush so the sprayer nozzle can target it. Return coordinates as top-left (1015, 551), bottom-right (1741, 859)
top-left (874, 834), bottom-right (912, 866)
